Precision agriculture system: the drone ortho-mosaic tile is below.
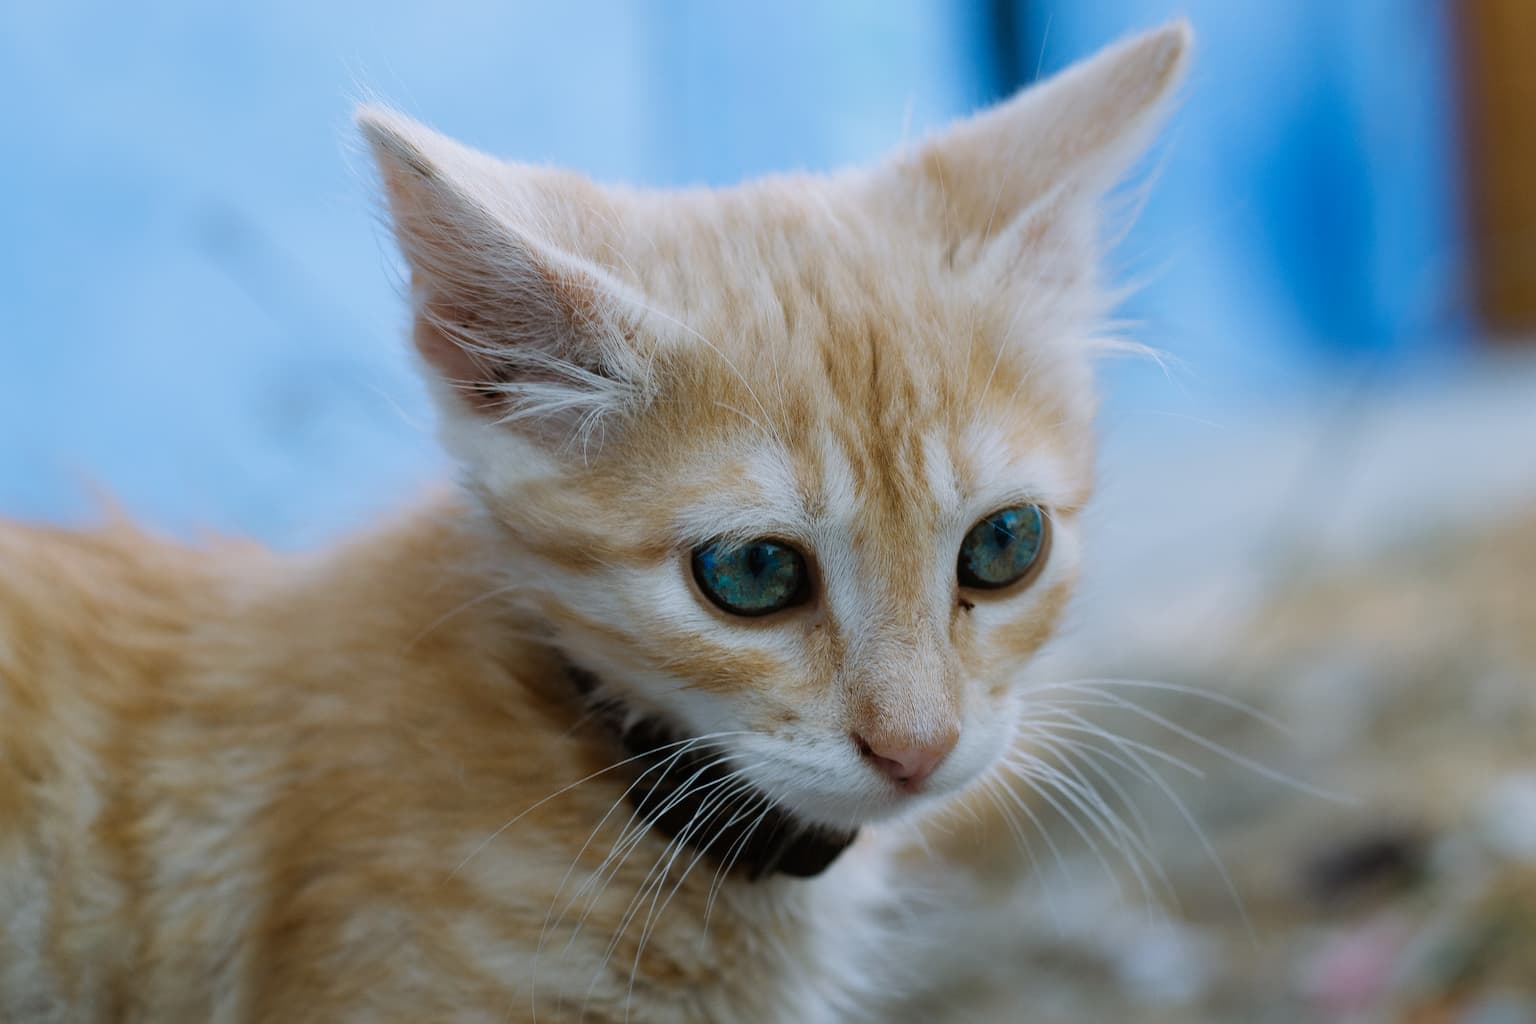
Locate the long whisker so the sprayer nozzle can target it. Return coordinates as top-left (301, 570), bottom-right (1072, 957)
top-left (647, 775), bottom-right (764, 929)
top-left (450, 730), bottom-right (743, 882)
top-left (528, 738), bottom-right (748, 1023)
top-left (1008, 734), bottom-right (1176, 919)
top-left (534, 734), bottom-right (744, 957)
top-left (1033, 734), bottom-right (1178, 911)
top-left (401, 583), bottom-right (533, 652)
top-left (977, 774), bottom-right (1065, 930)
top-left (1006, 754), bottom-right (1131, 905)
top-left (617, 771), bottom-right (755, 956)
top-left (564, 762), bottom-right (741, 1020)
top-left (699, 794), bottom-right (774, 946)
top-left (710, 400), bottom-right (777, 442)
top-left (1017, 719), bottom-right (1181, 856)
top-left (1023, 706), bottom-right (1206, 777)
top-left (556, 752), bottom-right (742, 958)
top-left (989, 760), bottom-right (1086, 890)
top-left (1037, 708), bottom-right (1257, 941)
top-left (1038, 683), bottom-right (1347, 802)
top-left (625, 772), bottom-right (765, 1020)
top-left (1023, 677), bottom-right (1293, 736)
top-left (584, 768), bottom-right (751, 1014)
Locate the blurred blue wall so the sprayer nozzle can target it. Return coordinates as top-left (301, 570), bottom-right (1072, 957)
top-left (1020, 1), bottom-right (1466, 389)
top-left (0, 1), bottom-right (1466, 545)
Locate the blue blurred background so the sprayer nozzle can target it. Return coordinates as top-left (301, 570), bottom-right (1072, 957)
top-left (0, 1), bottom-right (1495, 546)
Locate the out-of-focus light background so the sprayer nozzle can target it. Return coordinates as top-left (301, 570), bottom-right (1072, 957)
top-left (4, 2), bottom-right (1536, 1020)
top-left (6, 0), bottom-right (1528, 546)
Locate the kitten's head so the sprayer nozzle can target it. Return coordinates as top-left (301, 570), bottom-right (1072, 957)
top-left (363, 24), bottom-right (1189, 830)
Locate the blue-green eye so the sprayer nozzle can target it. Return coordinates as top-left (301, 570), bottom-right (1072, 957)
top-left (691, 539), bottom-right (811, 617)
top-left (958, 504), bottom-right (1048, 590)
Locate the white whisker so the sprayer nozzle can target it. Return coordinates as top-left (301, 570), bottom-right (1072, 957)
top-left (1024, 677), bottom-right (1293, 736)
top-left (452, 731), bottom-right (743, 883)
top-left (1034, 709), bottom-right (1257, 941)
top-left (1006, 756), bottom-right (1128, 904)
top-left (1048, 683), bottom-right (1346, 802)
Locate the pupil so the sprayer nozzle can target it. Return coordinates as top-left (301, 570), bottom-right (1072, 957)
top-left (746, 545), bottom-right (767, 577)
top-left (991, 519), bottom-right (1011, 549)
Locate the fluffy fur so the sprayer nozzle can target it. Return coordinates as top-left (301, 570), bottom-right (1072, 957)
top-left (0, 24), bottom-right (1189, 1023)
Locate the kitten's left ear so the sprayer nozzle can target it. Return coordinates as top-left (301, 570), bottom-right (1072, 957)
top-left (358, 106), bottom-right (654, 445)
top-left (878, 21), bottom-right (1191, 264)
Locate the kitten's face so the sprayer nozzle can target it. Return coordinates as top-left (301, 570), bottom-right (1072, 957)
top-left (365, 24), bottom-right (1189, 830)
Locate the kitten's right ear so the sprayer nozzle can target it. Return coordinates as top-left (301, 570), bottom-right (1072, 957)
top-left (876, 21), bottom-right (1191, 268)
top-left (358, 106), bottom-right (650, 438)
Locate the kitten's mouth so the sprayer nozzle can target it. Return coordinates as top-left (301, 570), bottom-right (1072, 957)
top-left (565, 663), bottom-right (857, 881)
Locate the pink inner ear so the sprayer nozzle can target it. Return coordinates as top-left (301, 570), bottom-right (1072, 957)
top-left (412, 317), bottom-right (505, 413)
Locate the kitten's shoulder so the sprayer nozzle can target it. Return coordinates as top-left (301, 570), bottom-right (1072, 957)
top-left (0, 517), bottom-right (236, 736)
top-left (0, 515), bottom-right (245, 638)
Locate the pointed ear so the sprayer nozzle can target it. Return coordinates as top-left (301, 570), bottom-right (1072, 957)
top-left (357, 106), bottom-right (650, 438)
top-left (882, 21), bottom-right (1191, 259)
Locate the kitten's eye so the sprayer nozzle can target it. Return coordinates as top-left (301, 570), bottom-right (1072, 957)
top-left (958, 504), bottom-right (1048, 590)
top-left (691, 540), bottom-right (810, 617)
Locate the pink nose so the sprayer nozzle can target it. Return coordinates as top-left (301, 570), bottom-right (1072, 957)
top-left (853, 730), bottom-right (959, 790)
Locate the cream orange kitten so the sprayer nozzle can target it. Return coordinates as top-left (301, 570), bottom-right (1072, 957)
top-left (0, 24), bottom-right (1189, 1023)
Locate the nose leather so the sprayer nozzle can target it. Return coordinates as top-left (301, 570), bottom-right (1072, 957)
top-left (854, 729), bottom-right (958, 790)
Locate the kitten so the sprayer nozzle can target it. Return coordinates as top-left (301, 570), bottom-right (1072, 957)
top-left (0, 23), bottom-right (1189, 1023)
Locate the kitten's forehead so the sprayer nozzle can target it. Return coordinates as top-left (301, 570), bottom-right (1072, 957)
top-left (637, 195), bottom-right (1098, 528)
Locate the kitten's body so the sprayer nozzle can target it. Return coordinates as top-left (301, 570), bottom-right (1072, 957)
top-left (0, 25), bottom-right (1189, 1022)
